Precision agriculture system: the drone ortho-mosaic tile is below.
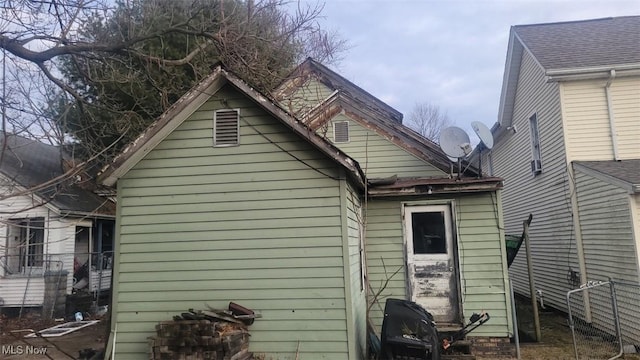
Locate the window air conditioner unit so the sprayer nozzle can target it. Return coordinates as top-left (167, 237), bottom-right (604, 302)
top-left (531, 159), bottom-right (542, 174)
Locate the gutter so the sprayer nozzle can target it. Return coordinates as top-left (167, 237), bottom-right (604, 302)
top-left (604, 70), bottom-right (619, 160)
top-left (546, 66), bottom-right (640, 82)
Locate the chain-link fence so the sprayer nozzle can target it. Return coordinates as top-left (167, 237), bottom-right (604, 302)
top-left (567, 279), bottom-right (640, 360)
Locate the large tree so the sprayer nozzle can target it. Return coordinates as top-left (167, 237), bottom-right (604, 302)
top-left (406, 101), bottom-right (452, 141)
top-left (1, 0), bottom-right (346, 168)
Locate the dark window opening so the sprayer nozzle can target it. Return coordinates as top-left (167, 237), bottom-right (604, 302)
top-left (411, 212), bottom-right (447, 254)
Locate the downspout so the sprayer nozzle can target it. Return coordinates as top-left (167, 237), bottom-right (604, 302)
top-left (604, 70), bottom-right (619, 160)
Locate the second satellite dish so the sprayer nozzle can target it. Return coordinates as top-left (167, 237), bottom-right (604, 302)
top-left (439, 126), bottom-right (471, 158)
top-left (471, 121), bottom-right (494, 150)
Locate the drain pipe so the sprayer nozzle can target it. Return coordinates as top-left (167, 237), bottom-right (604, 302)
top-left (604, 70), bottom-right (619, 160)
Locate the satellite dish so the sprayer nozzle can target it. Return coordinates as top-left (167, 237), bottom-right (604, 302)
top-left (471, 121), bottom-right (494, 150)
top-left (439, 126), bottom-right (471, 158)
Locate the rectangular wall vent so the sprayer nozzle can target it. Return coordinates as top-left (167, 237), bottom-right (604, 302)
top-left (214, 109), bottom-right (240, 147)
top-left (333, 121), bottom-right (350, 143)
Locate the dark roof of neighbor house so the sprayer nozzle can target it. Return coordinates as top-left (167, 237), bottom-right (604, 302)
top-left (574, 160), bottom-right (640, 193)
top-left (514, 16), bottom-right (640, 71)
top-left (274, 58), bottom-right (463, 176)
top-left (0, 134), bottom-right (115, 216)
top-left (496, 16), bottom-right (640, 131)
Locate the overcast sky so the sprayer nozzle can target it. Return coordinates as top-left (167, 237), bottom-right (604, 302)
top-left (297, 0), bottom-right (639, 141)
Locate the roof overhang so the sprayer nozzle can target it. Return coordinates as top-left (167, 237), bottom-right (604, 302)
top-left (573, 162), bottom-right (639, 194)
top-left (99, 66), bottom-right (366, 189)
top-left (367, 176), bottom-right (503, 197)
top-left (299, 91), bottom-right (460, 176)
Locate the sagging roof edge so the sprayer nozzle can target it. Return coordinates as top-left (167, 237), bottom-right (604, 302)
top-left (98, 66), bottom-right (366, 189)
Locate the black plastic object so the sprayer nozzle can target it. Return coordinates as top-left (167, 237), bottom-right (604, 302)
top-left (380, 298), bottom-right (441, 360)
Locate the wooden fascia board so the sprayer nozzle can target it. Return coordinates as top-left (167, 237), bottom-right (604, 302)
top-left (222, 71), bottom-right (366, 189)
top-left (339, 105), bottom-right (452, 174)
top-left (301, 93), bottom-right (453, 174)
top-left (368, 180), bottom-right (503, 197)
top-left (101, 65), bottom-right (365, 189)
top-left (99, 68), bottom-right (228, 186)
top-left (573, 163), bottom-right (637, 194)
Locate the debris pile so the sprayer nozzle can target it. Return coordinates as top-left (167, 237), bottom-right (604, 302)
top-left (149, 304), bottom-right (256, 360)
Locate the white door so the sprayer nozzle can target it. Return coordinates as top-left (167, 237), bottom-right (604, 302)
top-left (404, 204), bottom-right (460, 324)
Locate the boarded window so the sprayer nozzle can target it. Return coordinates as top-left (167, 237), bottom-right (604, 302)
top-left (213, 109), bottom-right (240, 147)
top-left (333, 121), bottom-right (349, 143)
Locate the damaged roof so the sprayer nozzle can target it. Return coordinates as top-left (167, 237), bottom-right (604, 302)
top-left (0, 133), bottom-right (115, 216)
top-left (574, 160), bottom-right (640, 193)
top-left (99, 65), bottom-right (366, 188)
top-left (274, 58), bottom-right (460, 175)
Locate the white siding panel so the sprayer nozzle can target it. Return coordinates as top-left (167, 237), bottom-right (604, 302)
top-left (0, 277), bottom-right (45, 306)
top-left (488, 51), bottom-right (579, 310)
top-left (575, 169), bottom-right (640, 344)
top-left (562, 76), bottom-right (640, 162)
top-left (610, 77), bottom-right (640, 160)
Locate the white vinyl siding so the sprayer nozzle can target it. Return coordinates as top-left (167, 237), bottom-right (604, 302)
top-left (0, 192), bottom-right (81, 306)
top-left (574, 169), bottom-right (640, 344)
top-left (561, 76), bottom-right (640, 162)
top-left (113, 84), bottom-right (357, 359)
top-left (488, 50), bottom-right (577, 310)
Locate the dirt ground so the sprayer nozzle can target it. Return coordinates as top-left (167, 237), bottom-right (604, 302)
top-left (516, 305), bottom-right (640, 360)
top-left (0, 314), bottom-right (107, 360)
top-left (1, 307), bottom-right (639, 360)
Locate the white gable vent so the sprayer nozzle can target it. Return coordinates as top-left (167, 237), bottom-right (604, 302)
top-left (333, 121), bottom-right (350, 143)
top-left (213, 109), bottom-right (240, 147)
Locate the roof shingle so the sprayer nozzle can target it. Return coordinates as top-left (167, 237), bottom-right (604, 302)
top-left (514, 16), bottom-right (640, 71)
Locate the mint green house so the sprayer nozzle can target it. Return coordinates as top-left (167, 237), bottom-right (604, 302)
top-left (100, 62), bottom-right (513, 359)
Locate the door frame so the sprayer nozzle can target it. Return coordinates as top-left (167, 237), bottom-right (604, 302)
top-left (402, 201), bottom-right (463, 324)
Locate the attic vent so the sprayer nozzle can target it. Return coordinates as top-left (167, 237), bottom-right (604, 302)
top-left (213, 109), bottom-right (240, 147)
top-left (333, 121), bottom-right (350, 143)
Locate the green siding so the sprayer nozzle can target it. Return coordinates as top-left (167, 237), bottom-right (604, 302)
top-left (113, 84), bottom-right (354, 359)
top-left (329, 116), bottom-right (446, 178)
top-left (344, 182), bottom-right (366, 358)
top-left (279, 78), bottom-right (336, 115)
top-left (365, 193), bottom-right (512, 337)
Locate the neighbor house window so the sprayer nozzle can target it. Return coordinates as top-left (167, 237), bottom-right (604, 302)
top-left (529, 113), bottom-right (542, 175)
top-left (5, 218), bottom-right (45, 274)
top-left (213, 109), bottom-right (240, 147)
top-left (333, 121), bottom-right (350, 143)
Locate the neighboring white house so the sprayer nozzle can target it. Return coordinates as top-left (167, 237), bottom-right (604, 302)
top-left (484, 16), bottom-right (640, 345)
top-left (0, 134), bottom-right (115, 312)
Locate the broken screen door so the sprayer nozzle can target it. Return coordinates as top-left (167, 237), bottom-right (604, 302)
top-left (404, 204), bottom-right (459, 324)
